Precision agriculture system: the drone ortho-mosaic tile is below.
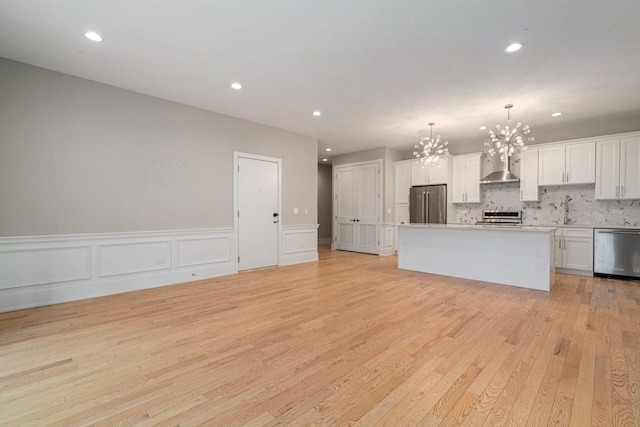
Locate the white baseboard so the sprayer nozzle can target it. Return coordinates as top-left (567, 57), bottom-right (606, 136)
top-left (556, 267), bottom-right (593, 277)
top-left (0, 229), bottom-right (235, 313)
top-left (317, 237), bottom-right (331, 244)
top-left (281, 225), bottom-right (319, 266)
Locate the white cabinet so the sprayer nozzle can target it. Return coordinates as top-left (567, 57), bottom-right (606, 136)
top-left (334, 162), bottom-right (380, 254)
top-left (538, 141), bottom-right (595, 185)
top-left (394, 163), bottom-right (411, 203)
top-left (555, 227), bottom-right (593, 273)
top-left (452, 153), bottom-right (481, 203)
top-left (519, 148), bottom-right (539, 201)
top-left (410, 156), bottom-right (450, 186)
top-left (394, 204), bottom-right (410, 225)
top-left (595, 136), bottom-right (640, 200)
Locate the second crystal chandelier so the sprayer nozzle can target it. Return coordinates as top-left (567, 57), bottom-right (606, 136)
top-left (414, 122), bottom-right (449, 164)
top-left (487, 104), bottom-right (534, 162)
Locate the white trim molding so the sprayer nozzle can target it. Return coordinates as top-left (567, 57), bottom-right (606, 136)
top-left (281, 225), bottom-right (319, 266)
top-left (0, 228), bottom-right (235, 313)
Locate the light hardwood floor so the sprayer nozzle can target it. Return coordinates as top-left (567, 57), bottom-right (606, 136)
top-left (1, 245), bottom-right (639, 426)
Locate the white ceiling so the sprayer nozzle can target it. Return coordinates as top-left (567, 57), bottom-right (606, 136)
top-left (1, 0), bottom-right (639, 162)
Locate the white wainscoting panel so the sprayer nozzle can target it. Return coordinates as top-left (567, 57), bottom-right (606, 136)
top-left (281, 225), bottom-right (319, 266)
top-left (99, 241), bottom-right (172, 277)
top-left (177, 236), bottom-right (231, 267)
top-left (0, 245), bottom-right (92, 290)
top-left (0, 229), bottom-right (235, 313)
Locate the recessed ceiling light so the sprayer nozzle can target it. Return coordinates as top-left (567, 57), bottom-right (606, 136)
top-left (84, 32), bottom-right (103, 42)
top-left (505, 43), bottom-right (523, 53)
top-left (313, 111), bottom-right (322, 117)
top-left (552, 112), bottom-right (563, 117)
top-left (231, 82), bottom-right (242, 90)
top-left (479, 126), bottom-right (487, 130)
top-left (322, 158), bottom-right (328, 162)
top-left (325, 148), bottom-right (331, 152)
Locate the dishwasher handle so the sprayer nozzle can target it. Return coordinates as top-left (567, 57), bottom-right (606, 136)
top-left (596, 230), bottom-right (640, 235)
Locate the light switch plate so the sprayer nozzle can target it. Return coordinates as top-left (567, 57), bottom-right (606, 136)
top-left (293, 207), bottom-right (299, 214)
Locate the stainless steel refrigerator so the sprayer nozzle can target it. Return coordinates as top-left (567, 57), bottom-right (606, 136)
top-left (409, 185), bottom-right (447, 224)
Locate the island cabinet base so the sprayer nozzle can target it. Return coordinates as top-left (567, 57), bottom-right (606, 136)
top-left (398, 225), bottom-right (556, 292)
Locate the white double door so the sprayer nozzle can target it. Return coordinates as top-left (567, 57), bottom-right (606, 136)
top-left (236, 153), bottom-right (280, 271)
top-left (334, 161), bottom-right (380, 254)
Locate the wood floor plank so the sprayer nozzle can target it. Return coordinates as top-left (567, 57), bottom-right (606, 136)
top-left (0, 245), bottom-right (638, 425)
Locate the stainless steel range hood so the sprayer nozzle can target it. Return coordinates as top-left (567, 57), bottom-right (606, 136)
top-left (479, 154), bottom-right (519, 184)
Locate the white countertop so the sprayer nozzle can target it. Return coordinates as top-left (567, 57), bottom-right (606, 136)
top-left (397, 223), bottom-right (639, 230)
top-left (533, 223), bottom-right (640, 230)
top-left (398, 223), bottom-right (557, 233)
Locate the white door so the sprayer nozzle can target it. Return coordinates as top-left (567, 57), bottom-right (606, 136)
top-left (334, 162), bottom-right (380, 254)
top-left (354, 163), bottom-right (379, 254)
top-left (238, 156), bottom-right (279, 271)
top-left (335, 166), bottom-right (356, 251)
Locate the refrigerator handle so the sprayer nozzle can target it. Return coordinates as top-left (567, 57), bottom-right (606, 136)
top-left (424, 192), bottom-right (429, 223)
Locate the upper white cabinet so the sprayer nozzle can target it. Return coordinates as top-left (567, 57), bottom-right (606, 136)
top-left (538, 141), bottom-right (595, 185)
top-left (595, 136), bottom-right (640, 200)
top-left (410, 156), bottom-right (450, 186)
top-left (394, 163), bottom-right (411, 203)
top-left (452, 153), bottom-right (481, 203)
top-left (519, 148), bottom-right (539, 201)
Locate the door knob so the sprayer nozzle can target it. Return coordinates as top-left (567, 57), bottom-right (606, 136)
top-left (273, 213), bottom-right (279, 217)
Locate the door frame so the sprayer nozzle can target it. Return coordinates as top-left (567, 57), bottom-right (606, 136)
top-left (233, 151), bottom-right (283, 272)
top-left (331, 159), bottom-right (383, 254)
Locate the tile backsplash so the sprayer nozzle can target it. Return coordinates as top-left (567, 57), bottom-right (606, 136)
top-left (455, 183), bottom-right (640, 226)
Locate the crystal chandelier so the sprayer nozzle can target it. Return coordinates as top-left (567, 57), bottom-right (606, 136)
top-left (487, 104), bottom-right (533, 162)
top-left (414, 122), bottom-right (449, 164)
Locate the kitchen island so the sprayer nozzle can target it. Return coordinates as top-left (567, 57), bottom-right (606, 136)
top-left (398, 224), bottom-right (557, 291)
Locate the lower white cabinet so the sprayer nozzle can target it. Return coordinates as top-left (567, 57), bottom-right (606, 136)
top-left (394, 203), bottom-right (410, 225)
top-left (393, 203), bottom-right (410, 253)
top-left (555, 227), bottom-right (593, 273)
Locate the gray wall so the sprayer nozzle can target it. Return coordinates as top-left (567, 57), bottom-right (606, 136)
top-left (450, 113), bottom-right (640, 155)
top-left (317, 164), bottom-right (332, 240)
top-left (0, 58), bottom-right (318, 236)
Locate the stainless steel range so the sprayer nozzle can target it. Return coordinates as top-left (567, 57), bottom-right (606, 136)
top-left (475, 210), bottom-right (522, 226)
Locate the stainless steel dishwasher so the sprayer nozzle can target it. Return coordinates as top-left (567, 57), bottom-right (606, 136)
top-left (594, 228), bottom-right (640, 279)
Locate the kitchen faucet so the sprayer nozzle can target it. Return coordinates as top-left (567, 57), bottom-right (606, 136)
top-left (560, 195), bottom-right (572, 225)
